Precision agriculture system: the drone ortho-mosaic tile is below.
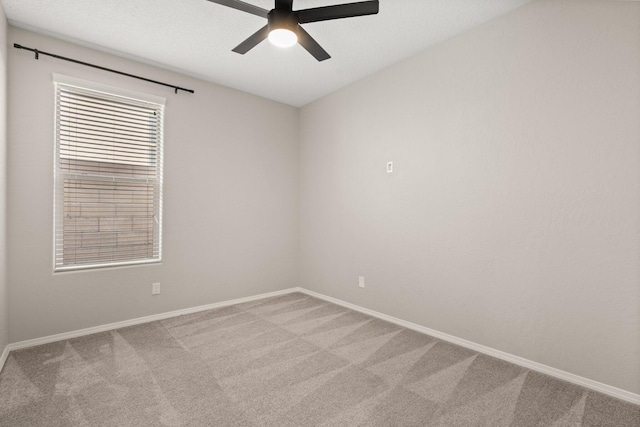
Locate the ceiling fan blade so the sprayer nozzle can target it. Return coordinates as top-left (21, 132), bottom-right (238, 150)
top-left (296, 0), bottom-right (379, 24)
top-left (297, 26), bottom-right (330, 62)
top-left (275, 0), bottom-right (293, 11)
top-left (205, 0), bottom-right (269, 18)
top-left (232, 25), bottom-right (270, 54)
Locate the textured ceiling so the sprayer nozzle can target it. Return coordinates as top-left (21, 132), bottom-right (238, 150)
top-left (2, 0), bottom-right (532, 106)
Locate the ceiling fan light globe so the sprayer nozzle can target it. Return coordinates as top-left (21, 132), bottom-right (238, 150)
top-left (268, 29), bottom-right (297, 48)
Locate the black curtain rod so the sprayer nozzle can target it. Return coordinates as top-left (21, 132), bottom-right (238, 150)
top-left (13, 43), bottom-right (195, 94)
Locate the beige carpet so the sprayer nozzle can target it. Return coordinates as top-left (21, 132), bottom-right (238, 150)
top-left (0, 292), bottom-right (638, 426)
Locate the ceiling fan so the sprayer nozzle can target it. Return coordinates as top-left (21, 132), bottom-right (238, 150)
top-left (206, 0), bottom-right (380, 61)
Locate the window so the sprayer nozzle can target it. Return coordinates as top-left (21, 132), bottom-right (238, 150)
top-left (53, 75), bottom-right (164, 271)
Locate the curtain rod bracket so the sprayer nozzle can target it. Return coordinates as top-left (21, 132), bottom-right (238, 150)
top-left (13, 43), bottom-right (195, 94)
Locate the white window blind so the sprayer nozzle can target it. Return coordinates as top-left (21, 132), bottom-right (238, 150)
top-left (54, 79), bottom-right (164, 271)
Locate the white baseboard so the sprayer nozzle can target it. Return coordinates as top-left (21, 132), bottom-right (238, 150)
top-left (299, 288), bottom-right (640, 405)
top-left (2, 286), bottom-right (638, 405)
top-left (5, 287), bottom-right (300, 354)
top-left (0, 344), bottom-right (9, 374)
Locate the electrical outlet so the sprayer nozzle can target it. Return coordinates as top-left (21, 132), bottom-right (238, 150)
top-left (152, 283), bottom-right (161, 295)
top-left (387, 161), bottom-right (393, 173)
top-left (358, 276), bottom-right (365, 288)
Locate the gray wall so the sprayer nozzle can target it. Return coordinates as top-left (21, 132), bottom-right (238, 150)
top-left (0, 3), bottom-right (8, 355)
top-left (299, 0), bottom-right (640, 394)
top-left (7, 27), bottom-right (299, 342)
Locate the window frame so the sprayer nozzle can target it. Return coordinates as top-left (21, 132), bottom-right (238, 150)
top-left (52, 74), bottom-right (165, 272)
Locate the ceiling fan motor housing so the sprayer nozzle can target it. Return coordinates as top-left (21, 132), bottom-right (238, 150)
top-left (268, 9), bottom-right (299, 34)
